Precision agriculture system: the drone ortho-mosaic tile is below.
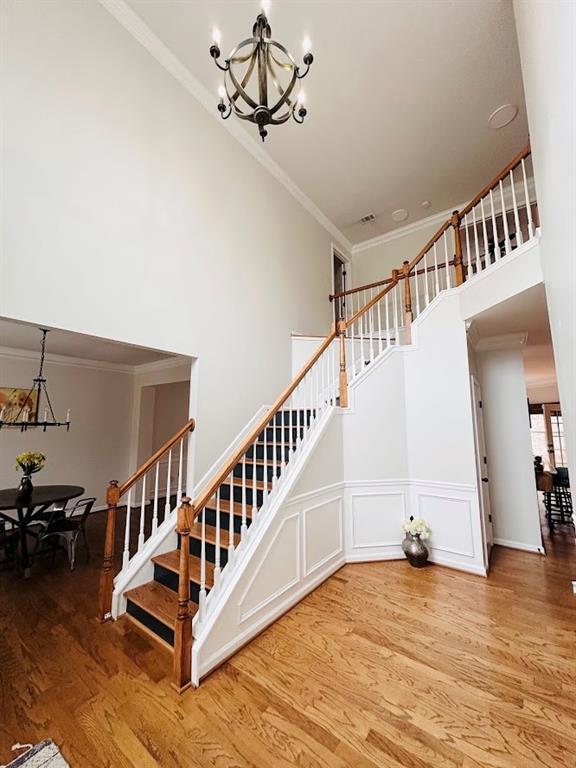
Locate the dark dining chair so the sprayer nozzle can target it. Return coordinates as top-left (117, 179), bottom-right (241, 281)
top-left (0, 519), bottom-right (18, 567)
top-left (36, 497), bottom-right (96, 570)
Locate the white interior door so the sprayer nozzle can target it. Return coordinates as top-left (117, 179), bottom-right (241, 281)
top-left (471, 376), bottom-right (494, 569)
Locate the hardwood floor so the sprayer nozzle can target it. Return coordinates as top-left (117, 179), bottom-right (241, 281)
top-left (1, 511), bottom-right (575, 767)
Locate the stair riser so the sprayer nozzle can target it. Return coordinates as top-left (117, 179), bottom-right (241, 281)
top-left (187, 536), bottom-right (230, 566)
top-left (153, 563), bottom-right (209, 604)
top-left (126, 600), bottom-right (175, 647)
top-left (233, 462), bottom-right (275, 483)
top-left (200, 507), bottom-right (248, 534)
top-left (271, 410), bottom-right (315, 426)
top-left (219, 484), bottom-right (265, 507)
top-left (246, 443), bottom-right (292, 462)
top-left (258, 426), bottom-right (305, 443)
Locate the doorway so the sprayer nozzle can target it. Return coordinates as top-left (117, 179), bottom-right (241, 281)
top-left (471, 376), bottom-right (494, 570)
top-left (332, 249), bottom-right (349, 324)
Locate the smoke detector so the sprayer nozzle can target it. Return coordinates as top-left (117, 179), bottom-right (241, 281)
top-left (488, 104), bottom-right (518, 130)
top-left (358, 212), bottom-right (376, 225)
top-left (392, 208), bottom-right (409, 222)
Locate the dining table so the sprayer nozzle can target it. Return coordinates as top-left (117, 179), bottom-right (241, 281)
top-left (0, 484), bottom-right (85, 577)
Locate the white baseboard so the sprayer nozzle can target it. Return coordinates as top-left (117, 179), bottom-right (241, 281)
top-left (493, 538), bottom-right (545, 555)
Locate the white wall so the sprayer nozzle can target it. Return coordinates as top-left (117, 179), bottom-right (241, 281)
top-left (0, 350), bottom-right (133, 507)
top-left (0, 0), bottom-right (345, 482)
top-left (513, 0), bottom-right (576, 488)
top-left (476, 341), bottom-right (543, 553)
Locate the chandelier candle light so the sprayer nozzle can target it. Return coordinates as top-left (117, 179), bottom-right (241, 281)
top-left (0, 329), bottom-right (71, 432)
top-left (210, 2), bottom-right (313, 142)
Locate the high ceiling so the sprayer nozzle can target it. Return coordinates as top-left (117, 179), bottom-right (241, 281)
top-left (125, 0), bottom-right (529, 245)
top-left (0, 318), bottom-right (177, 366)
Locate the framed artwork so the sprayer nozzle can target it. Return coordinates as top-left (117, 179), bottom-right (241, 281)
top-left (0, 387), bottom-right (38, 423)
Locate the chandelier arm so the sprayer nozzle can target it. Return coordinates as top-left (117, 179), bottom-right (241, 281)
top-left (228, 47), bottom-right (258, 107)
top-left (292, 105), bottom-right (307, 125)
top-left (40, 381), bottom-right (58, 422)
top-left (266, 54), bottom-right (298, 117)
top-left (269, 47), bottom-right (296, 72)
top-left (295, 64), bottom-right (310, 80)
top-left (227, 59), bottom-right (259, 111)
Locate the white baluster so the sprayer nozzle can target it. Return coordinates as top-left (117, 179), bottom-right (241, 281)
top-left (414, 264), bottom-right (421, 317)
top-left (359, 307), bottom-right (365, 369)
top-left (252, 438), bottom-right (258, 521)
top-left (241, 455), bottom-right (248, 537)
top-left (521, 158), bottom-right (534, 240)
top-left (480, 197), bottom-right (490, 270)
top-left (423, 251), bottom-right (430, 306)
top-left (368, 305), bottom-right (375, 362)
top-left (214, 487), bottom-right (221, 588)
top-left (272, 411), bottom-right (277, 484)
top-left (199, 499), bottom-right (207, 620)
top-left (472, 206), bottom-right (480, 273)
top-left (385, 292), bottom-right (391, 347)
top-left (228, 471), bottom-right (235, 565)
top-left (122, 489), bottom-right (132, 568)
top-left (510, 168), bottom-right (523, 246)
top-left (177, 438), bottom-right (183, 506)
top-left (464, 214), bottom-right (472, 272)
top-left (433, 242), bottom-right (440, 297)
top-left (393, 283), bottom-right (400, 345)
top-left (377, 295), bottom-right (383, 355)
top-left (152, 461), bottom-right (159, 534)
top-left (443, 232), bottom-right (451, 289)
top-left (499, 179), bottom-right (511, 254)
top-left (138, 474), bottom-right (146, 551)
top-left (164, 448), bottom-right (172, 518)
top-left (489, 189), bottom-right (499, 262)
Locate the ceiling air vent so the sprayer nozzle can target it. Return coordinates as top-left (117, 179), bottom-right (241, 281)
top-left (359, 212), bottom-right (376, 225)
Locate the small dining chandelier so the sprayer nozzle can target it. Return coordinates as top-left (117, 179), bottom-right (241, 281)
top-left (0, 328), bottom-right (71, 432)
top-left (209, 3), bottom-right (313, 142)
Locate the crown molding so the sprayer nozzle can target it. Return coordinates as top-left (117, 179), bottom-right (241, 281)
top-left (0, 345), bottom-right (134, 373)
top-left (475, 333), bottom-right (528, 352)
top-left (98, 0), bottom-right (352, 253)
top-left (132, 356), bottom-right (191, 375)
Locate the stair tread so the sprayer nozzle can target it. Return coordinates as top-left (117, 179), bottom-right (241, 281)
top-left (153, 549), bottom-right (215, 587)
top-left (229, 476), bottom-right (271, 490)
top-left (205, 497), bottom-right (254, 517)
top-left (190, 520), bottom-right (240, 547)
top-left (125, 581), bottom-right (197, 628)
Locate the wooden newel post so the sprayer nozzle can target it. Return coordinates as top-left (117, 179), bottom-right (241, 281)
top-left (451, 210), bottom-right (465, 286)
top-left (98, 480), bottom-right (120, 622)
top-left (173, 496), bottom-right (193, 693)
top-left (337, 320), bottom-right (348, 408)
top-left (402, 261), bottom-right (413, 344)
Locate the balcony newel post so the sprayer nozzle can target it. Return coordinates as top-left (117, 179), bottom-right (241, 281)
top-left (402, 261), bottom-right (413, 344)
top-left (98, 480), bottom-right (120, 622)
top-left (173, 496), bottom-right (193, 693)
top-left (451, 210), bottom-right (465, 285)
top-left (337, 319), bottom-right (349, 408)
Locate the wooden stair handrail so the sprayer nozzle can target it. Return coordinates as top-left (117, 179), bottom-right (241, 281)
top-left (192, 331), bottom-right (337, 515)
top-left (333, 143), bottom-right (531, 302)
top-left (459, 143), bottom-right (531, 218)
top-left (119, 418), bottom-right (196, 497)
top-left (344, 277), bottom-right (399, 328)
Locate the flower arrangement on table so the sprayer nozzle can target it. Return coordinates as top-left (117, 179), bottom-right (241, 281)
top-left (401, 517), bottom-right (430, 540)
top-left (15, 451), bottom-right (46, 476)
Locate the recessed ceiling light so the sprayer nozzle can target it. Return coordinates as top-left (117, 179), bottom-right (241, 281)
top-left (392, 208), bottom-right (409, 222)
top-left (421, 200), bottom-right (431, 209)
top-left (488, 104), bottom-right (518, 130)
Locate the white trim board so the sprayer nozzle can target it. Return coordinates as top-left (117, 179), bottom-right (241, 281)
top-left (98, 0), bottom-right (352, 253)
top-left (493, 538), bottom-right (546, 555)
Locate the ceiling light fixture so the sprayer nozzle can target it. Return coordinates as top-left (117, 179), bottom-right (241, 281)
top-left (209, 4), bottom-right (313, 142)
top-left (392, 209), bottom-right (409, 222)
top-left (488, 104), bottom-right (518, 130)
top-left (421, 200), bottom-right (431, 209)
top-left (0, 329), bottom-right (71, 432)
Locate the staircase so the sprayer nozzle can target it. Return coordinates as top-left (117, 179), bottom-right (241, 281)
top-left (122, 411), bottom-right (313, 651)
top-left (98, 143), bottom-right (539, 691)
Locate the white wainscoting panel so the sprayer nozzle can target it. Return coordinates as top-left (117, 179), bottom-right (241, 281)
top-left (345, 482), bottom-right (408, 562)
top-left (411, 481), bottom-right (486, 575)
top-left (303, 496), bottom-right (343, 578)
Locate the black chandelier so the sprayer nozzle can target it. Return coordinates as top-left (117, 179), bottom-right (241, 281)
top-left (209, 4), bottom-right (313, 142)
top-left (0, 329), bottom-right (71, 432)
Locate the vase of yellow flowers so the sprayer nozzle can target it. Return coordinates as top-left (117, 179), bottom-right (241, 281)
top-left (15, 451), bottom-right (46, 503)
top-left (401, 516), bottom-right (430, 567)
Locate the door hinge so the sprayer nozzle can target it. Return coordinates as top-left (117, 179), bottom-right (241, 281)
top-left (488, 514), bottom-right (492, 523)
top-left (483, 456), bottom-right (487, 465)
top-left (479, 400), bottom-right (483, 408)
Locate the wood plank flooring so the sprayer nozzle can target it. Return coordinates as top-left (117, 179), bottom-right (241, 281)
top-left (1, 511), bottom-right (575, 767)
